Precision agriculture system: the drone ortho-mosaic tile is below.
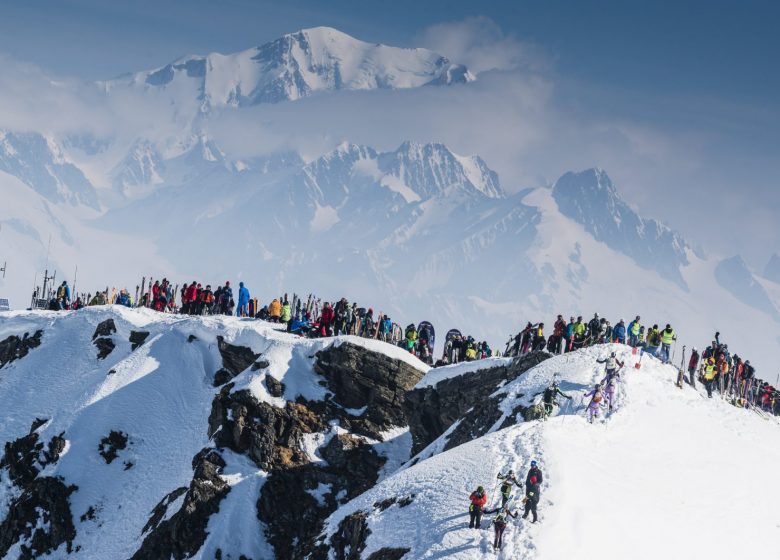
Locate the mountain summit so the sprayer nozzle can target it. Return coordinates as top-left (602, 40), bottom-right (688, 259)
top-left (109, 26), bottom-right (474, 108)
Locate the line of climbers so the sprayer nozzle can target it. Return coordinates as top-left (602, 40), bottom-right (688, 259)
top-left (505, 314), bottom-right (677, 363)
top-left (468, 461), bottom-right (544, 551)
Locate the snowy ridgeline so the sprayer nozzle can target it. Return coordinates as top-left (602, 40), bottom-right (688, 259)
top-left (0, 307), bottom-right (779, 559)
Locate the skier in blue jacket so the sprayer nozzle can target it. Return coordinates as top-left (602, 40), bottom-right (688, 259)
top-left (236, 282), bottom-right (250, 317)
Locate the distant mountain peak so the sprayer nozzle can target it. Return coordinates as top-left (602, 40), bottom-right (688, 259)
top-left (552, 168), bottom-right (690, 288)
top-left (108, 27), bottom-right (474, 109)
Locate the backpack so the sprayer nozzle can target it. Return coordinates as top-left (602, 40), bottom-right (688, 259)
top-left (57, 286), bottom-right (65, 298)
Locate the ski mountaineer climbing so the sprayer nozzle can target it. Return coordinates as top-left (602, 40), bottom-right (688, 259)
top-left (522, 476), bottom-right (540, 523)
top-left (236, 282), bottom-right (250, 317)
top-left (597, 352), bottom-right (625, 384)
top-left (497, 470), bottom-right (523, 506)
top-left (483, 505), bottom-right (518, 550)
top-left (542, 380), bottom-right (572, 418)
top-left (468, 486), bottom-right (488, 529)
top-left (585, 384), bottom-right (604, 423)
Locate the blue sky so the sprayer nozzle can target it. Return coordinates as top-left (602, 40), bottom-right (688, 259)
top-left (1, 0), bottom-right (778, 265)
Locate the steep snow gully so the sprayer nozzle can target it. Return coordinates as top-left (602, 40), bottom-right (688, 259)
top-left (0, 307), bottom-right (779, 559)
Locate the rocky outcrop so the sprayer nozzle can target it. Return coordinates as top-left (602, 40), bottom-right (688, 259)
top-left (131, 449), bottom-right (230, 559)
top-left (129, 330), bottom-right (149, 350)
top-left (213, 336), bottom-right (260, 386)
top-left (1, 419), bottom-right (66, 484)
top-left (0, 330), bottom-right (43, 369)
top-left (92, 319), bottom-right (117, 360)
top-left (367, 548), bottom-right (410, 560)
top-left (405, 352), bottom-right (551, 455)
top-left (0, 477), bottom-right (78, 558)
top-left (314, 342), bottom-right (426, 439)
top-left (98, 430), bottom-right (128, 464)
top-left (319, 511), bottom-right (370, 560)
top-left (0, 419), bottom-right (76, 558)
top-left (208, 377), bottom-right (388, 559)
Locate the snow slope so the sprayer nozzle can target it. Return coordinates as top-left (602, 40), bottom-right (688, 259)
top-left (320, 345), bottom-right (780, 559)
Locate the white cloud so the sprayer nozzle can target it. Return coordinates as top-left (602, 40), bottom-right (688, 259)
top-left (418, 16), bottom-right (549, 75)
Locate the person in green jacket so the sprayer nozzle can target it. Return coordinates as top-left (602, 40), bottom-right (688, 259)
top-left (280, 300), bottom-right (292, 325)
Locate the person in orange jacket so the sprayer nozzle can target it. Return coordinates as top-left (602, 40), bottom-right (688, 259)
top-left (268, 298), bottom-right (282, 322)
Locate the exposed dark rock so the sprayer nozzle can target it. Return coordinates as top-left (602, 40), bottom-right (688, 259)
top-left (140, 486), bottom-right (187, 534)
top-left (123, 461), bottom-right (134, 471)
top-left (187, 334), bottom-right (197, 343)
top-left (215, 336), bottom-right (260, 384)
top-left (92, 319), bottom-right (116, 340)
top-left (80, 506), bottom-right (97, 523)
top-left (129, 330), bottom-right (150, 350)
top-left (0, 477), bottom-right (78, 559)
top-left (374, 494), bottom-right (416, 511)
top-left (252, 359), bottom-right (270, 371)
top-left (131, 449), bottom-right (229, 559)
top-left (98, 431), bottom-right (128, 464)
top-left (404, 352), bottom-right (551, 455)
top-left (314, 342), bottom-right (426, 439)
top-left (107, 369), bottom-right (116, 375)
top-left (213, 368), bottom-right (233, 387)
top-left (328, 511), bottom-right (370, 560)
top-left (367, 548), bottom-right (410, 560)
top-left (1, 420), bottom-right (65, 485)
top-left (265, 375), bottom-right (285, 398)
top-left (0, 330), bottom-right (43, 369)
top-left (93, 337), bottom-right (115, 360)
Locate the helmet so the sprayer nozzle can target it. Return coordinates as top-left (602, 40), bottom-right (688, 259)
top-left (530, 460), bottom-right (537, 467)
top-left (507, 470), bottom-right (514, 476)
top-left (477, 486), bottom-right (484, 493)
top-left (610, 352), bottom-right (616, 358)
top-left (692, 347), bottom-right (697, 353)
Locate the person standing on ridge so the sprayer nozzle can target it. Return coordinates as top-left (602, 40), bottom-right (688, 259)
top-left (612, 319), bottom-right (627, 344)
top-left (659, 324), bottom-right (676, 363)
top-left (553, 314), bottom-right (567, 353)
top-left (522, 476), bottom-right (540, 523)
top-left (220, 281), bottom-right (233, 315)
top-left (468, 486), bottom-right (488, 529)
top-left (703, 357), bottom-right (717, 397)
top-left (628, 316), bottom-right (642, 347)
top-left (236, 282), bottom-right (250, 317)
top-left (688, 348), bottom-right (700, 388)
top-left (525, 460), bottom-right (543, 487)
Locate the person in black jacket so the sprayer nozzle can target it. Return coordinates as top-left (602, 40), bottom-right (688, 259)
top-left (522, 475), bottom-right (540, 522)
top-left (526, 460), bottom-right (543, 487)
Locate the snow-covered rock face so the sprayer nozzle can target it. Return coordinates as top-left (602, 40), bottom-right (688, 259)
top-left (552, 168), bottom-right (690, 289)
top-left (0, 307), bottom-right (429, 559)
top-left (0, 131), bottom-right (99, 209)
top-left (112, 26), bottom-right (474, 109)
top-left (764, 253), bottom-right (780, 284)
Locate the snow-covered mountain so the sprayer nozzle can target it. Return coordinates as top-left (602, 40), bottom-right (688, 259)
top-left (105, 27), bottom-right (473, 110)
top-left (0, 131), bottom-right (99, 209)
top-left (1, 308), bottom-right (778, 559)
top-left (552, 168), bottom-right (690, 289)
